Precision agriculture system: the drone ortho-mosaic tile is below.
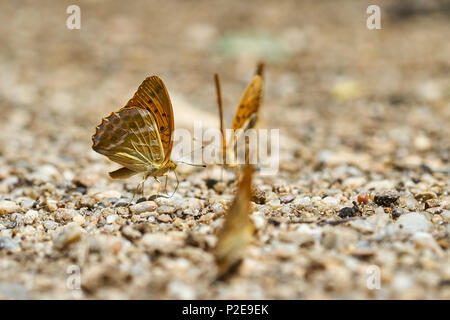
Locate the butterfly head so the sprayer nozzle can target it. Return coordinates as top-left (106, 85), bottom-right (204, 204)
top-left (167, 160), bottom-right (177, 171)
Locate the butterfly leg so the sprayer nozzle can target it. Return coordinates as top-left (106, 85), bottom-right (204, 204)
top-left (163, 175), bottom-right (169, 195)
top-left (140, 177), bottom-right (146, 199)
top-left (128, 179), bottom-right (143, 206)
top-left (154, 177), bottom-right (162, 196)
top-left (170, 170), bottom-right (179, 198)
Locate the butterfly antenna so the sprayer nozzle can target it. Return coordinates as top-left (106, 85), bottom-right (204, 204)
top-left (215, 73), bottom-right (228, 170)
top-left (177, 161), bottom-right (206, 168)
top-left (214, 73), bottom-right (225, 139)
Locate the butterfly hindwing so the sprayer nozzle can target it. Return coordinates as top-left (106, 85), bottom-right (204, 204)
top-left (92, 107), bottom-right (164, 172)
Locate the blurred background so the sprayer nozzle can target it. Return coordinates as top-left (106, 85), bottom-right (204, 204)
top-left (0, 0), bottom-right (449, 173)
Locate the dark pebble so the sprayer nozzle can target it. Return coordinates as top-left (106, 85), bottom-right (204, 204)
top-left (114, 202), bottom-right (129, 208)
top-left (374, 192), bottom-right (399, 207)
top-left (206, 179), bottom-right (218, 189)
top-left (338, 207), bottom-right (357, 218)
top-left (136, 197), bottom-right (147, 203)
top-left (391, 207), bottom-right (404, 219)
top-left (268, 218), bottom-right (281, 226)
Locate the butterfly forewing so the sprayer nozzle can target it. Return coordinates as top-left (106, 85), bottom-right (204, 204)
top-left (214, 166), bottom-right (255, 277)
top-left (122, 76), bottom-right (174, 163)
top-left (92, 107), bottom-right (164, 172)
top-left (231, 75), bottom-right (262, 131)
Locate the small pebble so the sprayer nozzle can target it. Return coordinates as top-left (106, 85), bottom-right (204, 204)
top-left (251, 187), bottom-right (266, 204)
top-left (44, 221), bottom-right (59, 230)
top-left (93, 190), bottom-right (122, 201)
top-left (23, 210), bottom-right (38, 225)
top-left (396, 212), bottom-right (431, 233)
top-left (414, 192), bottom-right (437, 203)
top-left (357, 193), bottom-right (369, 204)
top-left (293, 197), bottom-right (311, 208)
top-left (121, 225), bottom-right (141, 240)
top-left (280, 194), bottom-right (295, 204)
top-left (73, 214), bottom-right (85, 226)
top-left (0, 237), bottom-right (19, 251)
top-left (213, 182), bottom-right (226, 193)
top-left (374, 192), bottom-right (399, 207)
top-left (106, 214), bottom-right (118, 224)
top-left (267, 199), bottom-right (281, 209)
top-left (0, 200), bottom-right (20, 215)
top-left (322, 196), bottom-right (340, 207)
top-left (157, 214), bottom-right (172, 223)
top-left (206, 179), bottom-right (218, 189)
top-left (338, 207), bottom-right (357, 218)
top-left (425, 199), bottom-right (439, 209)
top-left (391, 207), bottom-right (405, 219)
top-left (130, 201), bottom-right (157, 214)
top-left (53, 223), bottom-right (82, 249)
top-left (157, 205), bottom-right (176, 215)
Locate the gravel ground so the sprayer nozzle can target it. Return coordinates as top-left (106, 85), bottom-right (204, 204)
top-left (0, 0), bottom-right (449, 299)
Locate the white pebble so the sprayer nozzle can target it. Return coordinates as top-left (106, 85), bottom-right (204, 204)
top-left (267, 199), bottom-right (281, 209)
top-left (106, 214), bottom-right (118, 224)
top-left (23, 210), bottom-right (38, 225)
top-left (322, 196), bottom-right (340, 207)
top-left (396, 212), bottom-right (431, 233)
top-left (130, 201), bottom-right (157, 214)
top-left (167, 280), bottom-right (196, 299)
top-left (251, 214), bottom-right (265, 229)
top-left (293, 196), bottom-right (311, 208)
top-left (0, 200), bottom-right (20, 215)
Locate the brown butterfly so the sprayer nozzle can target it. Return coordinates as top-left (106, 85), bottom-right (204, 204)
top-left (92, 76), bottom-right (177, 200)
top-left (214, 63), bottom-right (264, 167)
top-left (214, 165), bottom-right (256, 280)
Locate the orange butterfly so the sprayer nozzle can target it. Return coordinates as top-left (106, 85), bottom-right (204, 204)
top-left (92, 76), bottom-right (176, 200)
top-left (214, 165), bottom-right (256, 280)
top-left (214, 63), bottom-right (264, 167)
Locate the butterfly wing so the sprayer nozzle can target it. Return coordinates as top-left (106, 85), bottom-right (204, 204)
top-left (214, 166), bottom-right (255, 278)
top-left (92, 107), bottom-right (165, 172)
top-left (122, 76), bottom-right (174, 163)
top-left (231, 75), bottom-right (262, 131)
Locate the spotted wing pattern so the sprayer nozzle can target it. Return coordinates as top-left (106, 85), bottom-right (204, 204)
top-left (92, 107), bottom-right (164, 172)
top-left (122, 76), bottom-right (174, 162)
